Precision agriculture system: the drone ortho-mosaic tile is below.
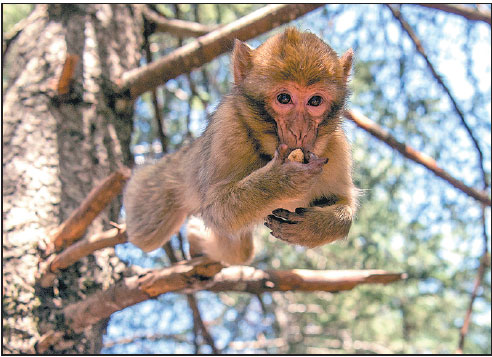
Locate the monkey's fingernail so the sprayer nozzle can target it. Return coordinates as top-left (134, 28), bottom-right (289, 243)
top-left (272, 208), bottom-right (289, 215)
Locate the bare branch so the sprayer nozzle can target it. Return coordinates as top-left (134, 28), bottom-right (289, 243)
top-left (457, 251), bottom-right (490, 353)
top-left (141, 5), bottom-right (219, 37)
top-left (344, 110), bottom-right (491, 206)
top-left (63, 260), bottom-right (403, 333)
top-left (63, 257), bottom-right (224, 332)
top-left (457, 205), bottom-right (490, 353)
top-left (209, 267), bottom-right (406, 293)
top-left (143, 18), bottom-right (169, 153)
top-left (186, 294), bottom-right (219, 354)
top-left (38, 226), bottom-right (128, 288)
top-left (49, 167), bottom-right (131, 251)
top-left (121, 4), bottom-right (323, 99)
top-left (417, 4), bottom-right (491, 25)
top-left (387, 5), bottom-right (489, 191)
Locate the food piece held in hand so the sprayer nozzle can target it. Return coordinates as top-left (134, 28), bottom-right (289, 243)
top-left (287, 148), bottom-right (304, 163)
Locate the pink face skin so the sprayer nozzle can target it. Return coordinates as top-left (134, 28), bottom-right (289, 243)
top-left (267, 82), bottom-right (335, 152)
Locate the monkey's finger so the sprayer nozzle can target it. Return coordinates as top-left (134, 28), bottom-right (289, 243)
top-left (264, 221), bottom-right (290, 242)
top-left (271, 208), bottom-right (302, 222)
top-left (306, 157), bottom-right (328, 173)
top-left (276, 144), bottom-right (290, 162)
top-left (306, 152), bottom-right (329, 165)
top-left (265, 215), bottom-right (289, 233)
top-left (307, 152), bottom-right (319, 162)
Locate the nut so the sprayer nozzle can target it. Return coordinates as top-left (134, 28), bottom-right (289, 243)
top-left (287, 148), bottom-right (304, 163)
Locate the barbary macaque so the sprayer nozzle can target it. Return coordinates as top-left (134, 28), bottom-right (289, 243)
top-left (123, 28), bottom-right (358, 265)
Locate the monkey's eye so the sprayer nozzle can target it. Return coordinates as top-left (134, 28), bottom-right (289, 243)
top-left (277, 93), bottom-right (291, 104)
top-left (308, 95), bottom-right (322, 106)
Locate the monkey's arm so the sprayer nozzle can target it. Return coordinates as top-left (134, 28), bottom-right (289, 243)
top-left (265, 133), bottom-right (358, 247)
top-left (200, 145), bottom-right (327, 235)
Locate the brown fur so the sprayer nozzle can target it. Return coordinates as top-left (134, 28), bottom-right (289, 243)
top-left (123, 28), bottom-right (358, 265)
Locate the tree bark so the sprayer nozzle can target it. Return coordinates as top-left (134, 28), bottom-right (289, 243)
top-left (2, 4), bottom-right (142, 353)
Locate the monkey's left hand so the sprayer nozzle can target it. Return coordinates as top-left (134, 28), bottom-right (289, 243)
top-left (265, 207), bottom-right (325, 247)
top-left (265, 205), bottom-right (352, 247)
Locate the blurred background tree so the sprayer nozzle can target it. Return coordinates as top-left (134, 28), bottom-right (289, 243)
top-left (3, 4), bottom-right (490, 354)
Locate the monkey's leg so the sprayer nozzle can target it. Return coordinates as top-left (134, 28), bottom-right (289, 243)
top-left (265, 202), bottom-right (354, 248)
top-left (124, 163), bottom-right (188, 252)
top-left (187, 217), bottom-right (254, 265)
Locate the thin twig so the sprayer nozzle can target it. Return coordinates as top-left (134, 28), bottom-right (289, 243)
top-left (417, 4), bottom-right (491, 25)
top-left (49, 167), bottom-right (131, 251)
top-left (143, 19), bottom-right (168, 153)
top-left (141, 4), bottom-right (219, 37)
top-left (344, 110), bottom-right (491, 206)
top-left (38, 226), bottom-right (128, 287)
top-left (387, 5), bottom-right (489, 191)
top-left (457, 205), bottom-right (491, 353)
top-left (186, 294), bottom-right (219, 353)
top-left (456, 250), bottom-right (490, 353)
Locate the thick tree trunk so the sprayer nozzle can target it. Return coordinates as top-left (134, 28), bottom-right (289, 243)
top-left (2, 4), bottom-right (142, 353)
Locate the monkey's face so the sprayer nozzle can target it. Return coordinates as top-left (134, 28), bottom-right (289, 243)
top-left (266, 81), bottom-right (339, 152)
top-left (232, 28), bottom-right (352, 157)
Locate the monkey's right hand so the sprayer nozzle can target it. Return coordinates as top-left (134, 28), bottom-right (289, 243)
top-left (268, 144), bottom-right (328, 192)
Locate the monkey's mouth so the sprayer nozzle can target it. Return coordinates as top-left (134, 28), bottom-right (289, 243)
top-left (286, 147), bottom-right (322, 164)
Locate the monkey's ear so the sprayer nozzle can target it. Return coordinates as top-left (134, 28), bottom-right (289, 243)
top-left (231, 39), bottom-right (253, 85)
top-left (340, 49), bottom-right (354, 80)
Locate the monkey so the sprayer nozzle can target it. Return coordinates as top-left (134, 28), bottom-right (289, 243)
top-left (123, 28), bottom-right (358, 265)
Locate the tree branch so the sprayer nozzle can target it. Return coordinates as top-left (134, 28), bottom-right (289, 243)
top-left (186, 294), bottom-right (219, 354)
top-left (120, 4), bottom-right (323, 99)
top-left (457, 205), bottom-right (491, 353)
top-left (344, 110), bottom-right (491, 206)
top-left (49, 167), bottom-right (131, 251)
top-left (38, 225), bottom-right (128, 288)
top-left (143, 18), bottom-right (168, 153)
top-left (63, 257), bottom-right (224, 333)
top-left (387, 5), bottom-right (489, 191)
top-left (141, 5), bottom-right (219, 37)
top-left (417, 4), bottom-right (491, 25)
top-left (63, 260), bottom-right (404, 333)
top-left (457, 251), bottom-right (490, 353)
top-left (209, 267), bottom-right (406, 293)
